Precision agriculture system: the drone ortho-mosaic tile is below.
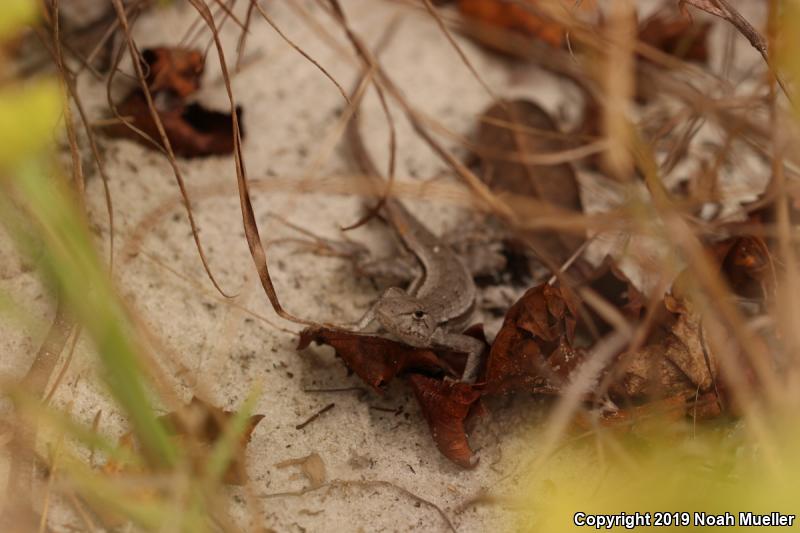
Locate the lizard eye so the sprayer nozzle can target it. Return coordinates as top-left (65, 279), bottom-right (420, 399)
top-left (412, 310), bottom-right (426, 320)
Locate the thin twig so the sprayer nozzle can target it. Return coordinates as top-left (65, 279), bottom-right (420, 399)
top-left (295, 403), bottom-right (335, 430)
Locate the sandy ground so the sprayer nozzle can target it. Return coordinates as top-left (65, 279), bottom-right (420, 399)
top-left (0, 1), bottom-right (772, 531)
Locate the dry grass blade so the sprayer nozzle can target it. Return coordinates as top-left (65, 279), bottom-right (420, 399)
top-left (680, 0), bottom-right (793, 103)
top-left (531, 329), bottom-right (632, 471)
top-left (235, 0), bottom-right (255, 71)
top-left (602, 0), bottom-right (635, 179)
top-left (325, 0), bottom-right (398, 231)
top-left (209, 0), bottom-right (248, 32)
top-left (6, 301), bottom-right (74, 506)
top-left (111, 0), bottom-right (234, 299)
top-left (419, 0), bottom-right (499, 101)
top-left (184, 0), bottom-right (316, 326)
top-left (766, 0), bottom-right (800, 393)
top-left (251, 1), bottom-right (349, 103)
top-left (40, 1), bottom-right (116, 267)
top-left (44, 326), bottom-right (81, 404)
top-left (680, 0), bottom-right (765, 52)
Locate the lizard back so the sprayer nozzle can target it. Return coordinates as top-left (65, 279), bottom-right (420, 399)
top-left (384, 199), bottom-right (476, 324)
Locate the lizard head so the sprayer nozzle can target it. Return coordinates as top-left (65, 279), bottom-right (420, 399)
top-left (374, 288), bottom-right (436, 347)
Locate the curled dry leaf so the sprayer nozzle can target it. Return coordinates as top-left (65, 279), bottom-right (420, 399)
top-left (716, 236), bottom-right (773, 301)
top-left (607, 311), bottom-right (717, 404)
top-left (484, 256), bottom-right (723, 421)
top-left (298, 327), bottom-right (490, 467)
top-left (609, 233), bottom-right (774, 415)
top-left (592, 256), bottom-right (718, 410)
top-left (298, 327), bottom-right (456, 392)
top-left (671, 235), bottom-right (773, 308)
top-left (407, 374), bottom-right (482, 469)
top-left (472, 99), bottom-right (585, 266)
top-left (141, 47), bottom-right (205, 100)
top-left (105, 46), bottom-right (244, 157)
top-left (483, 283), bottom-right (582, 395)
top-left (93, 398), bottom-right (263, 526)
top-left (111, 94), bottom-right (244, 157)
top-left (638, 8), bottom-right (711, 64)
top-left (457, 0), bottom-right (565, 47)
top-left (161, 396), bottom-right (264, 485)
top-left (104, 397), bottom-right (264, 486)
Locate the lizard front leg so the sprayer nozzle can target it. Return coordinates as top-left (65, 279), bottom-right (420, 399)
top-left (430, 329), bottom-right (486, 384)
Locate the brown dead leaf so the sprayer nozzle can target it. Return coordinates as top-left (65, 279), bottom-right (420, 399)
top-left (483, 283), bottom-right (582, 395)
top-left (579, 393), bottom-right (720, 433)
top-left (109, 93), bottom-right (243, 157)
top-left (457, 0), bottom-right (565, 47)
top-left (105, 47), bottom-right (243, 157)
top-left (587, 258), bottom-right (647, 321)
top-left (483, 270), bottom-right (722, 421)
top-left (141, 47), bottom-right (205, 100)
top-left (298, 327), bottom-right (456, 392)
top-left (93, 398), bottom-right (262, 526)
top-left (608, 309), bottom-right (716, 403)
top-left (275, 452), bottom-right (327, 489)
top-left (717, 236), bottom-right (773, 301)
top-left (298, 327), bottom-right (490, 467)
top-left (638, 8), bottom-right (711, 64)
top-left (473, 99), bottom-right (585, 265)
top-left (671, 235), bottom-right (773, 309)
top-left (407, 374), bottom-right (482, 468)
top-left (161, 396), bottom-right (264, 485)
top-left (104, 397), bottom-right (264, 485)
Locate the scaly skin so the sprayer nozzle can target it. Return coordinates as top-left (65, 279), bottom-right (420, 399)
top-left (348, 74), bottom-right (484, 383)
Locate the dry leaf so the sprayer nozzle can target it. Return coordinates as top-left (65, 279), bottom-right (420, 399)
top-left (104, 47), bottom-right (243, 157)
top-left (483, 283), bottom-right (581, 395)
top-left (407, 374), bottom-right (482, 468)
top-left (671, 235), bottom-right (773, 309)
top-left (298, 327), bottom-right (489, 467)
top-left (275, 453), bottom-right (327, 489)
top-left (298, 327), bottom-right (456, 392)
top-left (587, 258), bottom-right (647, 321)
top-left (472, 99), bottom-right (585, 265)
top-left (104, 397), bottom-right (264, 486)
top-left (717, 236), bottom-right (773, 301)
top-left (457, 0), bottom-right (565, 47)
top-left (161, 397), bottom-right (264, 485)
top-left (108, 93), bottom-right (243, 157)
top-left (141, 47), bottom-right (205, 100)
top-left (638, 8), bottom-right (711, 63)
top-left (608, 310), bottom-right (715, 401)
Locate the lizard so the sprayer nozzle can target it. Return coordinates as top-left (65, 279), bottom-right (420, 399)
top-left (345, 82), bottom-right (486, 384)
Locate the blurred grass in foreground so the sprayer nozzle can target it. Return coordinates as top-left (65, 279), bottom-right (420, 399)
top-left (0, 2), bottom-right (258, 530)
top-left (521, 418), bottom-right (800, 532)
top-left (517, 3), bottom-right (800, 531)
